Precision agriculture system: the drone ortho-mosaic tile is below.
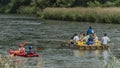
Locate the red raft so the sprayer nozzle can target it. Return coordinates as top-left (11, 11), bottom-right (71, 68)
top-left (9, 50), bottom-right (39, 57)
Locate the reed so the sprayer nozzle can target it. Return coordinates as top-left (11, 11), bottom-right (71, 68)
top-left (37, 7), bottom-right (120, 24)
top-left (0, 50), bottom-right (120, 68)
top-left (0, 55), bottom-right (44, 68)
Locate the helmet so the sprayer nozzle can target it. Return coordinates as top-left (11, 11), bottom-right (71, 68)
top-left (28, 45), bottom-right (32, 49)
top-left (19, 44), bottom-right (23, 47)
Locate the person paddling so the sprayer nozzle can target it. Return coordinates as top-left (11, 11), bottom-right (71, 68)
top-left (9, 41), bottom-right (27, 58)
top-left (18, 43), bottom-right (26, 55)
top-left (26, 45), bottom-right (34, 54)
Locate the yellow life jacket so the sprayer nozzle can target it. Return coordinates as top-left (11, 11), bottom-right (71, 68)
top-left (94, 41), bottom-right (101, 46)
top-left (77, 41), bottom-right (84, 46)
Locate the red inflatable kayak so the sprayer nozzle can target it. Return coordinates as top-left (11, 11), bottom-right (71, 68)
top-left (9, 50), bottom-right (39, 57)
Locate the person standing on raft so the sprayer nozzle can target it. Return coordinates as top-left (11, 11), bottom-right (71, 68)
top-left (87, 26), bottom-right (94, 35)
top-left (101, 33), bottom-right (110, 46)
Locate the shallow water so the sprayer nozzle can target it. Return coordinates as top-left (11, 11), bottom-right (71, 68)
top-left (0, 14), bottom-right (120, 68)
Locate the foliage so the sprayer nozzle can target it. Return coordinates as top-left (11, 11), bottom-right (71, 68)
top-left (55, 0), bottom-right (75, 7)
top-left (0, 0), bottom-right (120, 14)
top-left (103, 1), bottom-right (115, 7)
top-left (36, 0), bottom-right (51, 9)
top-left (87, 1), bottom-right (101, 7)
top-left (114, 0), bottom-right (120, 7)
top-left (17, 6), bottom-right (35, 14)
top-left (0, 0), bottom-right (120, 24)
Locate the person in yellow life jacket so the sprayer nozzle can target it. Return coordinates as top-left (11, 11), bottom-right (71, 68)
top-left (77, 33), bottom-right (86, 46)
top-left (79, 33), bottom-right (85, 41)
top-left (93, 32), bottom-right (98, 41)
top-left (93, 33), bottom-right (101, 46)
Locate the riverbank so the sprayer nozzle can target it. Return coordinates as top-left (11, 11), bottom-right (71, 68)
top-left (37, 7), bottom-right (120, 24)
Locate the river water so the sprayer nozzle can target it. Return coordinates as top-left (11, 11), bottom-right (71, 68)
top-left (0, 14), bottom-right (120, 68)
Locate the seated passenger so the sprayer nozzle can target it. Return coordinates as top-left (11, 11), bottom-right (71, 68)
top-left (83, 34), bottom-right (90, 44)
top-left (70, 33), bottom-right (79, 44)
top-left (93, 33), bottom-right (101, 46)
top-left (93, 32), bottom-right (98, 42)
top-left (26, 45), bottom-right (34, 54)
top-left (87, 34), bottom-right (94, 45)
top-left (79, 33), bottom-right (85, 41)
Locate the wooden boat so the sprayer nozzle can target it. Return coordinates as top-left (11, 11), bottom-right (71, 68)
top-left (60, 41), bottom-right (109, 50)
top-left (74, 45), bottom-right (109, 50)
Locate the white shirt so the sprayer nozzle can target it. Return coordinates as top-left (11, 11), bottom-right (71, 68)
top-left (92, 30), bottom-right (94, 34)
top-left (73, 36), bottom-right (79, 42)
top-left (101, 36), bottom-right (110, 45)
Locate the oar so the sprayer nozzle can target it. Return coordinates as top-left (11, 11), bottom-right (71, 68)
top-left (22, 41), bottom-right (28, 46)
top-left (36, 47), bottom-right (42, 51)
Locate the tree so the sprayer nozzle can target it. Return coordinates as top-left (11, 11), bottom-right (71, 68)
top-left (55, 0), bottom-right (75, 7)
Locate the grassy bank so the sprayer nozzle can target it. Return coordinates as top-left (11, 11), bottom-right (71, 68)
top-left (37, 7), bottom-right (120, 24)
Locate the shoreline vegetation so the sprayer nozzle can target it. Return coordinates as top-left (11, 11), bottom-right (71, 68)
top-left (0, 0), bottom-right (120, 24)
top-left (37, 7), bottom-right (120, 24)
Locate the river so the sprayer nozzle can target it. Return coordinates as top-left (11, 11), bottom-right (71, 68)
top-left (0, 14), bottom-right (120, 68)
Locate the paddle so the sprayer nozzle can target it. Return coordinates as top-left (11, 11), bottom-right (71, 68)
top-left (36, 47), bottom-right (42, 51)
top-left (22, 41), bottom-right (28, 46)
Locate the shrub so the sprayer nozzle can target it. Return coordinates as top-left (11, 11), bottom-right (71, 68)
top-left (87, 1), bottom-right (101, 7)
top-left (17, 6), bottom-right (35, 14)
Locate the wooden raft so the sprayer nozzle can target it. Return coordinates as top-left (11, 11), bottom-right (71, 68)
top-left (60, 42), bottom-right (109, 50)
top-left (74, 45), bottom-right (109, 50)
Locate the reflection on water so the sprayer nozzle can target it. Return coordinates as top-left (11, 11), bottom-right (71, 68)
top-left (102, 50), bottom-right (109, 62)
top-left (73, 50), bottom-right (110, 61)
top-left (73, 50), bottom-right (110, 68)
top-left (9, 56), bottom-right (43, 68)
top-left (73, 50), bottom-right (102, 58)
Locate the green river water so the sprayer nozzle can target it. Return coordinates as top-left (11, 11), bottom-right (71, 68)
top-left (0, 14), bottom-right (120, 68)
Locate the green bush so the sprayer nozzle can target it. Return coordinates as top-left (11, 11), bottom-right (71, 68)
top-left (55, 0), bottom-right (75, 7)
top-left (17, 6), bottom-right (35, 14)
top-left (104, 1), bottom-right (115, 7)
top-left (114, 0), bottom-right (120, 6)
top-left (87, 1), bottom-right (101, 7)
